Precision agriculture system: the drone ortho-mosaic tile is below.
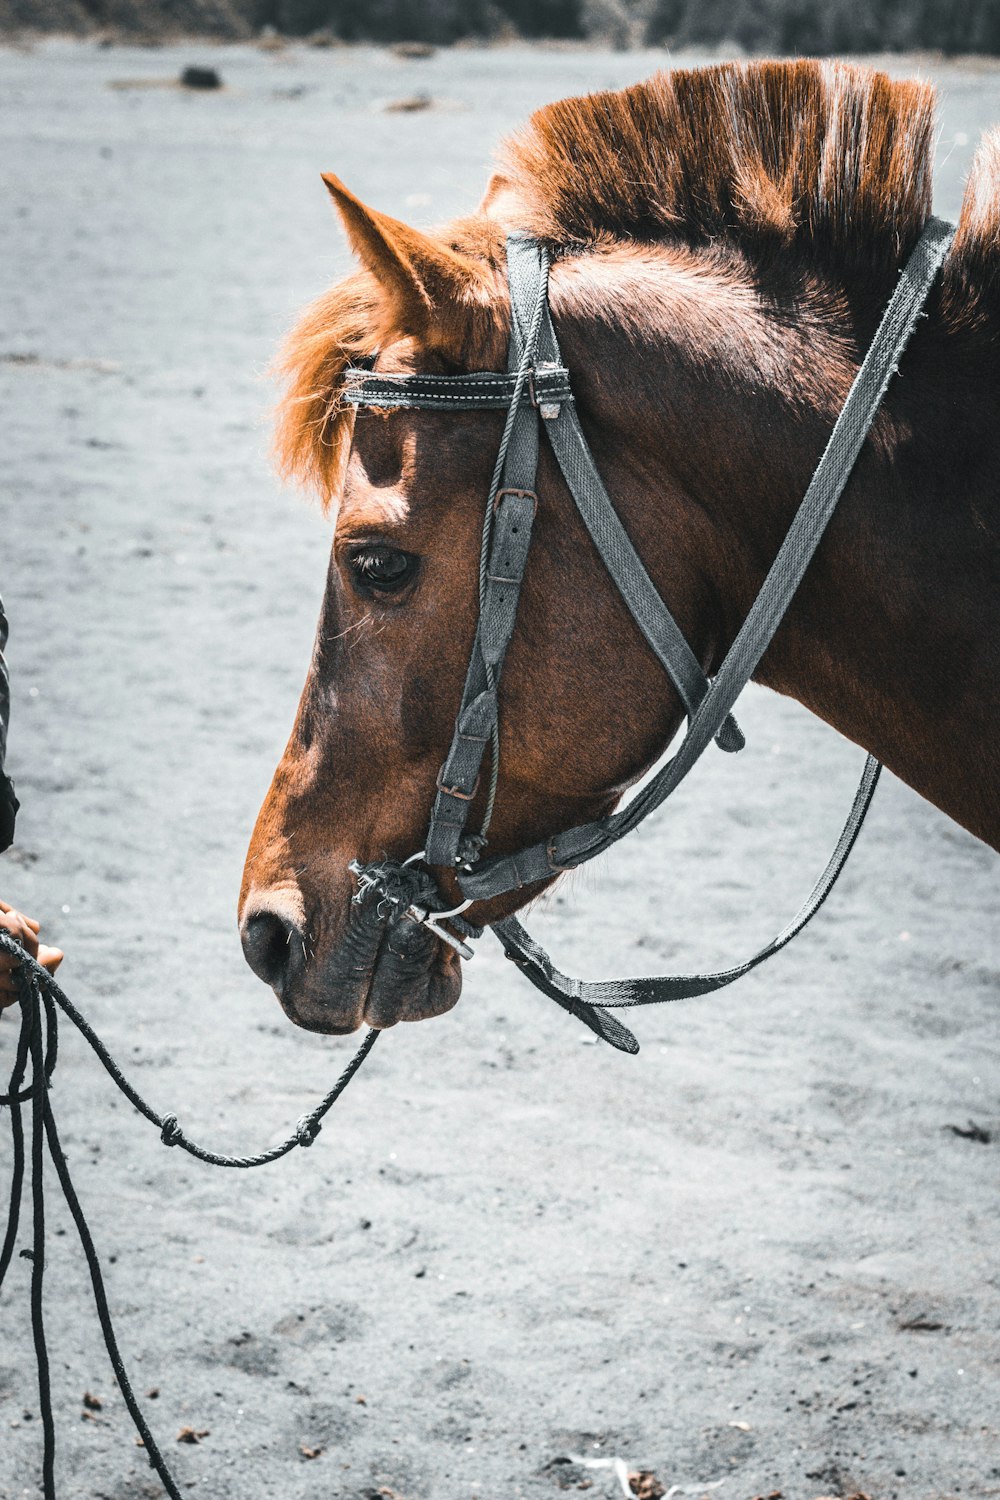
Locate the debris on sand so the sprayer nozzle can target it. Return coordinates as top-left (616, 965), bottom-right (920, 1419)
top-left (391, 41), bottom-right (435, 58)
top-left (541, 1456), bottom-right (593, 1491)
top-left (299, 1442), bottom-right (323, 1459)
top-left (176, 1425), bottom-right (210, 1443)
top-left (386, 92), bottom-right (433, 113)
top-left (897, 1313), bottom-right (947, 1331)
top-left (946, 1118), bottom-right (992, 1143)
top-left (566, 1454), bottom-right (676, 1497)
top-left (628, 1471), bottom-right (666, 1498)
top-left (179, 65), bottom-right (222, 90)
top-left (81, 1391), bottom-right (103, 1410)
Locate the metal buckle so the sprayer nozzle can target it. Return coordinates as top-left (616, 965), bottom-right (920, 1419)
top-left (493, 486), bottom-right (538, 516)
top-left (436, 768), bottom-right (480, 801)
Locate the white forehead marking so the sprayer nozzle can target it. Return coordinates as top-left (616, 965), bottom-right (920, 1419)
top-left (340, 487), bottom-right (411, 528)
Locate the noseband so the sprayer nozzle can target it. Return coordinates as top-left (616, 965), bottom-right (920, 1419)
top-left (346, 219), bottom-right (955, 1053)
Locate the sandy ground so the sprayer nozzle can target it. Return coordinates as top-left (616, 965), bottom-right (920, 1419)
top-left (1, 37), bottom-right (998, 1500)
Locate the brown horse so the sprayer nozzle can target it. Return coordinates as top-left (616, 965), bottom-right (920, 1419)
top-left (240, 60), bottom-right (1000, 1036)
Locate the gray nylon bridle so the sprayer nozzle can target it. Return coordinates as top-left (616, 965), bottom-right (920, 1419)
top-left (345, 217), bottom-right (955, 1054)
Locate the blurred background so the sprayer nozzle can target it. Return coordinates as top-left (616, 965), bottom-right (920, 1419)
top-left (3, 0), bottom-right (1000, 56)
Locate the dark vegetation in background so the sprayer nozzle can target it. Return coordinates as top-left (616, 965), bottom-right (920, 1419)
top-left (645, 0), bottom-right (1000, 53)
top-left (0, 0), bottom-right (584, 41)
top-left (1, 0), bottom-right (999, 51)
top-left (246, 0), bottom-right (583, 42)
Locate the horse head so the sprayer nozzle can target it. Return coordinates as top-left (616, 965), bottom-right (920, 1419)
top-left (238, 169), bottom-right (717, 1032)
top-left (240, 62), bottom-right (999, 1034)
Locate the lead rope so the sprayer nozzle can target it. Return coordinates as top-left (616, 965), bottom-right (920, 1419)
top-left (0, 932), bottom-right (377, 1499)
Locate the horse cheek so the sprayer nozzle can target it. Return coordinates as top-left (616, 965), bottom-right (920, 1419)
top-left (400, 672), bottom-right (456, 760)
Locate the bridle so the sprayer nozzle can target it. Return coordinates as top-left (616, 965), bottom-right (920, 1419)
top-left (343, 218), bottom-right (955, 1054)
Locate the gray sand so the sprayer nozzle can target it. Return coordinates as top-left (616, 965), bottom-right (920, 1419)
top-left (1, 38), bottom-right (998, 1500)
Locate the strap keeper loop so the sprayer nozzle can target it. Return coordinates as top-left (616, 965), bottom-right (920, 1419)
top-left (527, 364), bottom-right (562, 419)
top-left (546, 843), bottom-right (573, 875)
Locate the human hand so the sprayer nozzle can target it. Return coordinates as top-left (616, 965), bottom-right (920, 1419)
top-left (0, 900), bottom-right (56, 1010)
top-left (37, 943), bottom-right (63, 975)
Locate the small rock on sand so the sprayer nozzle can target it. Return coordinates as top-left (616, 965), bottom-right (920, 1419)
top-left (179, 65), bottom-right (222, 90)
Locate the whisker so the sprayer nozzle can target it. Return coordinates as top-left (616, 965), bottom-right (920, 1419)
top-left (325, 611), bottom-right (373, 644)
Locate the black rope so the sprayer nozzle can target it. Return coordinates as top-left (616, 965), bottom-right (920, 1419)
top-left (0, 999), bottom-right (29, 1289)
top-left (28, 980), bottom-right (56, 1498)
top-left (0, 975), bottom-right (56, 1105)
top-left (0, 931), bottom-right (378, 1496)
top-left (42, 1050), bottom-right (185, 1500)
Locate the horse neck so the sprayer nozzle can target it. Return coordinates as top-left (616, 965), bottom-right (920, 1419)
top-left (553, 253), bottom-right (1000, 850)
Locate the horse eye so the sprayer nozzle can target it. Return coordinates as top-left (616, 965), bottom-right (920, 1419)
top-left (346, 545), bottom-right (418, 596)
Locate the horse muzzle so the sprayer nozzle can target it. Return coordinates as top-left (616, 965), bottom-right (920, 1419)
top-left (240, 865), bottom-right (469, 1034)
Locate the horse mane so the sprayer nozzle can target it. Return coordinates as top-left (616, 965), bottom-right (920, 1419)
top-left (272, 268), bottom-right (386, 504)
top-left (275, 59), bottom-right (1000, 501)
top-left (500, 60), bottom-right (936, 272)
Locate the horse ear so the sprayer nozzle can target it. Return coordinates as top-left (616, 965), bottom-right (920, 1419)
top-left (321, 172), bottom-right (484, 340)
top-left (478, 171), bottom-right (527, 226)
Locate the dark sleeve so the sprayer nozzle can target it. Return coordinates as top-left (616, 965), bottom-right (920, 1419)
top-left (0, 775), bottom-right (18, 853)
top-left (0, 595), bottom-right (17, 852)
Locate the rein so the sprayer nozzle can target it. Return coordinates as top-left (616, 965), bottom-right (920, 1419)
top-left (346, 218), bottom-right (956, 1051)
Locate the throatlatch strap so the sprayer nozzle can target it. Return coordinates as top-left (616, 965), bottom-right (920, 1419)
top-left (530, 301), bottom-right (744, 756)
top-left (461, 215), bottom-right (955, 905)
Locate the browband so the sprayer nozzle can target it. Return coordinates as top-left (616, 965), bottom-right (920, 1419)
top-left (342, 364), bottom-right (573, 414)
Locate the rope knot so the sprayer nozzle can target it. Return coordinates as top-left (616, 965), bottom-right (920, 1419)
top-left (295, 1115), bottom-right (321, 1148)
top-left (159, 1113), bottom-right (183, 1148)
top-left (348, 858), bottom-right (439, 923)
top-left (456, 833), bottom-right (487, 868)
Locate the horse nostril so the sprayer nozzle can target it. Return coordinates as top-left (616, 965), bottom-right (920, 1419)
top-left (241, 910), bottom-right (296, 992)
